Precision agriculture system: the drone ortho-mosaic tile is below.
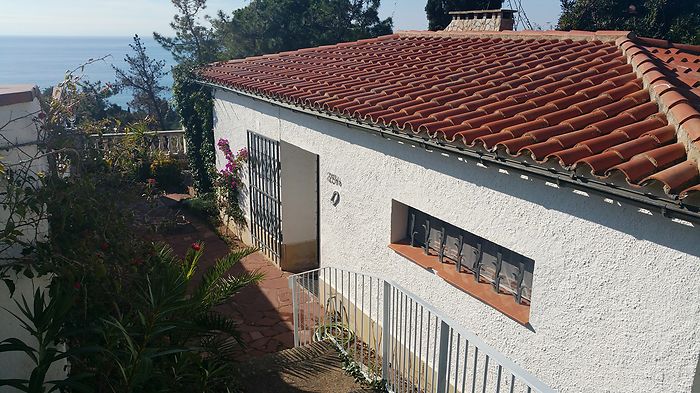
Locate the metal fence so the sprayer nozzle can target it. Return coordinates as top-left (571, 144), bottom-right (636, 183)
top-left (289, 267), bottom-right (555, 393)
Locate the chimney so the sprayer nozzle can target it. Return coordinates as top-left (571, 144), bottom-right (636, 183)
top-left (444, 9), bottom-right (516, 32)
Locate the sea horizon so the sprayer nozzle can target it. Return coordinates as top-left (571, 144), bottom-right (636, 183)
top-left (0, 35), bottom-right (177, 109)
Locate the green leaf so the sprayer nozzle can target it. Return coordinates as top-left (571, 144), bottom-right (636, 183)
top-left (194, 247), bottom-right (259, 306)
top-left (2, 279), bottom-right (15, 297)
top-left (0, 378), bottom-right (29, 390)
top-left (151, 347), bottom-right (188, 358)
top-left (54, 345), bottom-right (102, 361)
top-left (0, 338), bottom-right (37, 362)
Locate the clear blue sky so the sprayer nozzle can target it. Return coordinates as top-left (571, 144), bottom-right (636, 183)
top-left (1, 0), bottom-right (563, 37)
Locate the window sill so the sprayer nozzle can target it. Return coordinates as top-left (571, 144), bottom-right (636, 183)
top-left (388, 241), bottom-right (530, 326)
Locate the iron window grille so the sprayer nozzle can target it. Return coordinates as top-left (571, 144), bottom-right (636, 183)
top-left (407, 207), bottom-right (534, 305)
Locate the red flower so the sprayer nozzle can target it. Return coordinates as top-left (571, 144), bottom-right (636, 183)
top-left (130, 258), bottom-right (143, 266)
top-left (99, 242), bottom-right (109, 251)
top-left (191, 242), bottom-right (201, 251)
top-left (146, 178), bottom-right (156, 185)
top-left (73, 282), bottom-right (82, 290)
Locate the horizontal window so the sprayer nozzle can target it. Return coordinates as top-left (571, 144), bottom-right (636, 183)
top-left (390, 201), bottom-right (535, 324)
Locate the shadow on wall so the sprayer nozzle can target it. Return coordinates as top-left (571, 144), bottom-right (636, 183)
top-left (243, 97), bottom-right (700, 257)
top-left (693, 356), bottom-right (700, 393)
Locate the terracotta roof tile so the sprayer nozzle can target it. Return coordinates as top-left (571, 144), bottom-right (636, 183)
top-left (642, 161), bottom-right (700, 194)
top-left (200, 30), bottom-right (700, 206)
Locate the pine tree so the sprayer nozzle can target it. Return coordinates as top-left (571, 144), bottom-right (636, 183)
top-left (153, 0), bottom-right (220, 66)
top-left (558, 0), bottom-right (700, 44)
top-left (114, 35), bottom-right (175, 130)
top-left (212, 0), bottom-right (393, 59)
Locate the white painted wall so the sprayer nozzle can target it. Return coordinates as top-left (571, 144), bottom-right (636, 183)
top-left (0, 90), bottom-right (66, 392)
top-left (213, 89), bottom-right (700, 393)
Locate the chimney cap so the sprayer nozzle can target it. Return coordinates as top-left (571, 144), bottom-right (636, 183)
top-left (448, 9), bottom-right (517, 15)
top-left (444, 8), bottom-right (517, 31)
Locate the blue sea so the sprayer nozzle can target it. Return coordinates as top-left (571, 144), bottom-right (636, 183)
top-left (0, 36), bottom-right (177, 108)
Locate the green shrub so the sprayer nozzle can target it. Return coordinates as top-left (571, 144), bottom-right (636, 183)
top-left (183, 193), bottom-right (219, 221)
top-left (150, 154), bottom-right (185, 192)
top-left (93, 243), bottom-right (263, 392)
top-left (173, 66), bottom-right (216, 195)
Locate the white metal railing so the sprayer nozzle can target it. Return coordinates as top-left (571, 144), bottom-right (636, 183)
top-left (289, 267), bottom-right (555, 393)
top-left (89, 129), bottom-right (187, 158)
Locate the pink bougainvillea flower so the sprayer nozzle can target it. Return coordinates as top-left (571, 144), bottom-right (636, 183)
top-left (191, 242), bottom-right (201, 251)
top-left (73, 282), bottom-right (82, 290)
top-left (146, 178), bottom-right (156, 185)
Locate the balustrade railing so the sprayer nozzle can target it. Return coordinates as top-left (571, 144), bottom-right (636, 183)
top-left (89, 129), bottom-right (187, 158)
top-left (289, 267), bottom-right (555, 393)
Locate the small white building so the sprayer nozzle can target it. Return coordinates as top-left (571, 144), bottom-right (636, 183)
top-left (200, 13), bottom-right (700, 393)
top-left (0, 85), bottom-right (65, 391)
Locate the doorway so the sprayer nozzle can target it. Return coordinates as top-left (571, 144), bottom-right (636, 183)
top-left (279, 141), bottom-right (319, 272)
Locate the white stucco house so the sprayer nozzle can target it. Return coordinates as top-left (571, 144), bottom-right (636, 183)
top-left (199, 11), bottom-right (700, 393)
top-left (0, 85), bottom-right (64, 391)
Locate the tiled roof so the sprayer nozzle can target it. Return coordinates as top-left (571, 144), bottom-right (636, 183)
top-left (200, 30), bottom-right (700, 208)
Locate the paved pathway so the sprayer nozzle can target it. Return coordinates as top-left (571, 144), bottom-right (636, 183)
top-left (147, 195), bottom-right (372, 391)
top-left (237, 341), bottom-right (371, 393)
top-left (150, 194), bottom-right (295, 359)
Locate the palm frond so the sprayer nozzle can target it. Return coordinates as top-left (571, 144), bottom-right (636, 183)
top-left (200, 335), bottom-right (242, 360)
top-left (194, 247), bottom-right (259, 305)
top-left (152, 242), bottom-right (179, 267)
top-left (194, 312), bottom-right (242, 344)
top-left (207, 271), bottom-right (264, 307)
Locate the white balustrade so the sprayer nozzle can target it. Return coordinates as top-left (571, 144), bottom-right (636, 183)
top-left (88, 130), bottom-right (187, 158)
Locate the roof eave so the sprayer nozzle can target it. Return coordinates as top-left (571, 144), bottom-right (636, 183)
top-left (198, 78), bottom-right (700, 225)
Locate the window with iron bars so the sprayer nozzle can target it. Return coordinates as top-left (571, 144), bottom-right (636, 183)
top-left (406, 206), bottom-right (534, 305)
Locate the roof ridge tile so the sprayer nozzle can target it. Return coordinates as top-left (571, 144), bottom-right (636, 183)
top-left (620, 37), bottom-right (700, 170)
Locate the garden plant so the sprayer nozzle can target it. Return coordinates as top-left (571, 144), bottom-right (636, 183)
top-left (0, 67), bottom-right (261, 392)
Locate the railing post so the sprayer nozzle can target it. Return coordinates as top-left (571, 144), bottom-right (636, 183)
top-left (382, 280), bottom-right (391, 383)
top-left (289, 276), bottom-right (300, 347)
top-left (435, 320), bottom-right (450, 393)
